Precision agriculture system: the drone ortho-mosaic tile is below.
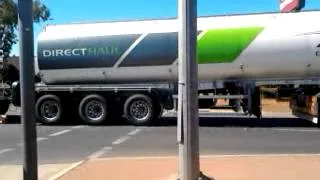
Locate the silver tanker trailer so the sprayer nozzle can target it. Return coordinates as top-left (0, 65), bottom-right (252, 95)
top-left (7, 10), bottom-right (320, 126)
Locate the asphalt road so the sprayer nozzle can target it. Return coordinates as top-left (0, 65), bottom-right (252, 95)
top-left (0, 111), bottom-right (320, 166)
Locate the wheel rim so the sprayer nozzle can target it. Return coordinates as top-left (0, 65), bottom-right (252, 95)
top-left (84, 100), bottom-right (105, 121)
top-left (129, 100), bottom-right (150, 121)
top-left (40, 100), bottom-right (60, 122)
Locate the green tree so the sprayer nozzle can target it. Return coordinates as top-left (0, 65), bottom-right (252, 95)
top-left (0, 0), bottom-right (50, 83)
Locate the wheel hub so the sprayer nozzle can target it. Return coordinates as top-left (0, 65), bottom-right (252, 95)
top-left (84, 100), bottom-right (104, 121)
top-left (130, 100), bottom-right (149, 121)
top-left (40, 101), bottom-right (59, 121)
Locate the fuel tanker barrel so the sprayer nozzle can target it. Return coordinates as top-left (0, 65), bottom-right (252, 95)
top-left (36, 10), bottom-right (320, 85)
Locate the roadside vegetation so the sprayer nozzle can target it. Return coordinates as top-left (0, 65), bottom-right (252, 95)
top-left (0, 0), bottom-right (51, 84)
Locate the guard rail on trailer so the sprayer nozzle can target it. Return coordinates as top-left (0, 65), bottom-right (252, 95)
top-left (172, 94), bottom-right (249, 111)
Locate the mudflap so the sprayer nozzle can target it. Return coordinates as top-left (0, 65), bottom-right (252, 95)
top-left (247, 84), bottom-right (262, 119)
top-left (317, 94), bottom-right (320, 127)
top-left (0, 96), bottom-right (10, 115)
top-left (251, 86), bottom-right (262, 118)
top-left (225, 82), bottom-right (241, 112)
top-left (11, 81), bottom-right (20, 107)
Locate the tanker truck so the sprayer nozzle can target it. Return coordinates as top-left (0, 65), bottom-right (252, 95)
top-left (7, 10), bottom-right (320, 126)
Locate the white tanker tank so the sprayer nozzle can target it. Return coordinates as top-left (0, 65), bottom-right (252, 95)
top-left (36, 10), bottom-right (320, 85)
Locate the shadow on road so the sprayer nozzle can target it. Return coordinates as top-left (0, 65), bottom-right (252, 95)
top-left (1, 115), bottom-right (20, 124)
top-left (3, 114), bottom-right (318, 128)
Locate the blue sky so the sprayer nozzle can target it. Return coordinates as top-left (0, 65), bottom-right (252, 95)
top-left (11, 0), bottom-right (320, 56)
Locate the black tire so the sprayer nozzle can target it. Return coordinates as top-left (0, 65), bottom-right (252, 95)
top-left (78, 94), bottom-right (107, 125)
top-left (35, 94), bottom-right (62, 124)
top-left (123, 94), bottom-right (154, 125)
top-left (0, 97), bottom-right (10, 115)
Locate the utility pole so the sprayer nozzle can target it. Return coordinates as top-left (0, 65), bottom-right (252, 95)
top-left (18, 0), bottom-right (38, 179)
top-left (177, 0), bottom-right (200, 179)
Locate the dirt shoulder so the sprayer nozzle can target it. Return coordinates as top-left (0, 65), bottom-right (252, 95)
top-left (215, 97), bottom-right (291, 113)
top-left (261, 98), bottom-right (290, 113)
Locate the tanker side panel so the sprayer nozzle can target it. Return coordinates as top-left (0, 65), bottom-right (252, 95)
top-left (119, 32), bottom-right (178, 67)
top-left (116, 31), bottom-right (202, 67)
top-left (37, 34), bottom-right (141, 70)
top-left (36, 11), bottom-right (320, 85)
top-left (37, 32), bottom-right (184, 84)
top-left (38, 30), bottom-right (203, 69)
top-left (306, 33), bottom-right (320, 76)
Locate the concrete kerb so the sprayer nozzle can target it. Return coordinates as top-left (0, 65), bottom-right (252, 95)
top-left (89, 153), bottom-right (320, 162)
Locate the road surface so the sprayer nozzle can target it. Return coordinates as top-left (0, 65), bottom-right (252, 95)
top-left (0, 111), bottom-right (319, 165)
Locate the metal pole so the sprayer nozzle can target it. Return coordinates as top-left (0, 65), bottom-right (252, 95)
top-left (177, 0), bottom-right (199, 179)
top-left (17, 0), bottom-right (38, 179)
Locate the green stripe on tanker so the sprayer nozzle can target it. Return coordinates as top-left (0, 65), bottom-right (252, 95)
top-left (197, 26), bottom-right (264, 63)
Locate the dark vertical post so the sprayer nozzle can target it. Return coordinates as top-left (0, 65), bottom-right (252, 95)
top-left (316, 95), bottom-right (320, 127)
top-left (17, 0), bottom-right (38, 179)
top-left (177, 0), bottom-right (199, 179)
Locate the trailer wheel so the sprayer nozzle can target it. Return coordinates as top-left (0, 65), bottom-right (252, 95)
top-left (124, 94), bottom-right (154, 125)
top-left (35, 94), bottom-right (62, 124)
top-left (78, 94), bottom-right (107, 125)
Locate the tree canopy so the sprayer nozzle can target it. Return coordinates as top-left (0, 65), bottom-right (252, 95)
top-left (0, 0), bottom-right (51, 59)
top-left (0, 0), bottom-right (51, 84)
